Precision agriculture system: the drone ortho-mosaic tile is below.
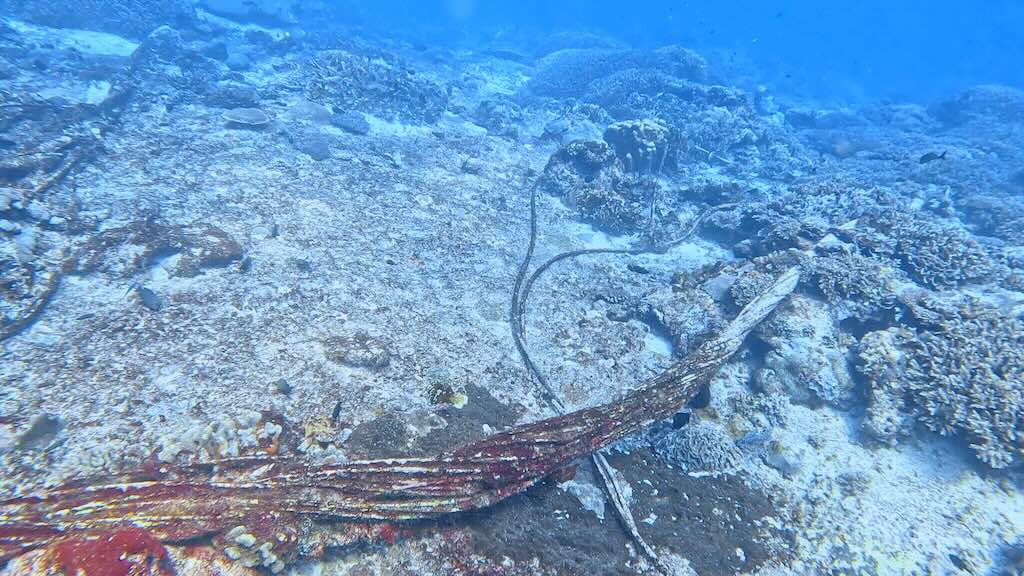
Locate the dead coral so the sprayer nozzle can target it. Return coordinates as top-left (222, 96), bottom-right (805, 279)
top-left (755, 294), bottom-right (858, 408)
top-left (74, 221), bottom-right (243, 278)
top-left (323, 332), bottom-right (392, 370)
top-left (537, 140), bottom-right (651, 234)
top-left (304, 49), bottom-right (448, 124)
top-left (602, 119), bottom-right (672, 173)
top-left (857, 294), bottom-right (1024, 468)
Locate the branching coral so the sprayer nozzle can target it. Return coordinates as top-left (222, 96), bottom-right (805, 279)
top-left (305, 50), bottom-right (448, 124)
top-left (850, 210), bottom-right (996, 289)
top-left (857, 294), bottom-right (1024, 468)
top-left (800, 250), bottom-right (903, 318)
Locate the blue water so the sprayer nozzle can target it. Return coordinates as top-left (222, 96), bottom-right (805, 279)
top-left (353, 0), bottom-right (1024, 104)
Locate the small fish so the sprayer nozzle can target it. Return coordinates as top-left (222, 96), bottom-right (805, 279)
top-left (918, 150), bottom-right (947, 164)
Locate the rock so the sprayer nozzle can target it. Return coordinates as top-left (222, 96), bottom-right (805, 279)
top-left (15, 414), bottom-right (62, 451)
top-left (273, 378), bottom-right (292, 395)
top-left (324, 332), bottom-right (392, 370)
top-left (460, 158), bottom-right (485, 175)
top-left (330, 110), bottom-right (370, 135)
top-left (292, 132), bottom-right (333, 161)
top-left (764, 441), bottom-right (801, 476)
top-left (201, 42), bottom-right (228, 61)
top-left (225, 51), bottom-right (251, 71)
top-left (603, 119), bottom-right (672, 173)
top-left (136, 286), bottom-right (164, 311)
top-left (542, 117), bottom-right (571, 140)
top-left (134, 26), bottom-right (185, 64)
top-left (285, 101), bottom-right (332, 125)
top-left (206, 82), bottom-right (259, 108)
top-left (473, 99), bottom-right (522, 138)
top-left (222, 108), bottom-right (271, 127)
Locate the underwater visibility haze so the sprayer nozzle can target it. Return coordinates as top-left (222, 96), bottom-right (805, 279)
top-left (1, 1), bottom-right (1023, 575)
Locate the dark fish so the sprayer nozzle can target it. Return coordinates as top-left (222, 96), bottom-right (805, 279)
top-left (918, 150), bottom-right (947, 164)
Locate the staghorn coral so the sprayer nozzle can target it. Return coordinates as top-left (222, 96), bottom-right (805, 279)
top-left (857, 294), bottom-right (1024, 468)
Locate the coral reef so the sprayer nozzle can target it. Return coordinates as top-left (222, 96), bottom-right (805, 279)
top-left (537, 140), bottom-right (652, 234)
top-left (523, 46), bottom-right (707, 100)
top-left (858, 294), bottom-right (1024, 467)
top-left (305, 49), bottom-right (448, 124)
top-left (3, 10), bottom-right (1024, 575)
top-left (848, 209), bottom-right (997, 289)
top-left (0, 0), bottom-right (195, 39)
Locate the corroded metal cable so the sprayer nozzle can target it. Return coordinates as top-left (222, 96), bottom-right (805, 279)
top-left (0, 269), bottom-right (798, 563)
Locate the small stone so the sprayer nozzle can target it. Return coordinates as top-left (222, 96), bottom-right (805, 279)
top-left (293, 133), bottom-right (334, 161)
top-left (273, 378), bottom-right (292, 395)
top-left (461, 158), bottom-right (484, 175)
top-left (222, 108), bottom-right (271, 127)
top-left (136, 286), bottom-right (164, 312)
top-left (206, 82), bottom-right (259, 108)
top-left (224, 546), bottom-right (242, 560)
top-left (330, 110), bottom-right (370, 135)
top-left (235, 533), bottom-right (257, 548)
top-left (226, 51), bottom-right (251, 71)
